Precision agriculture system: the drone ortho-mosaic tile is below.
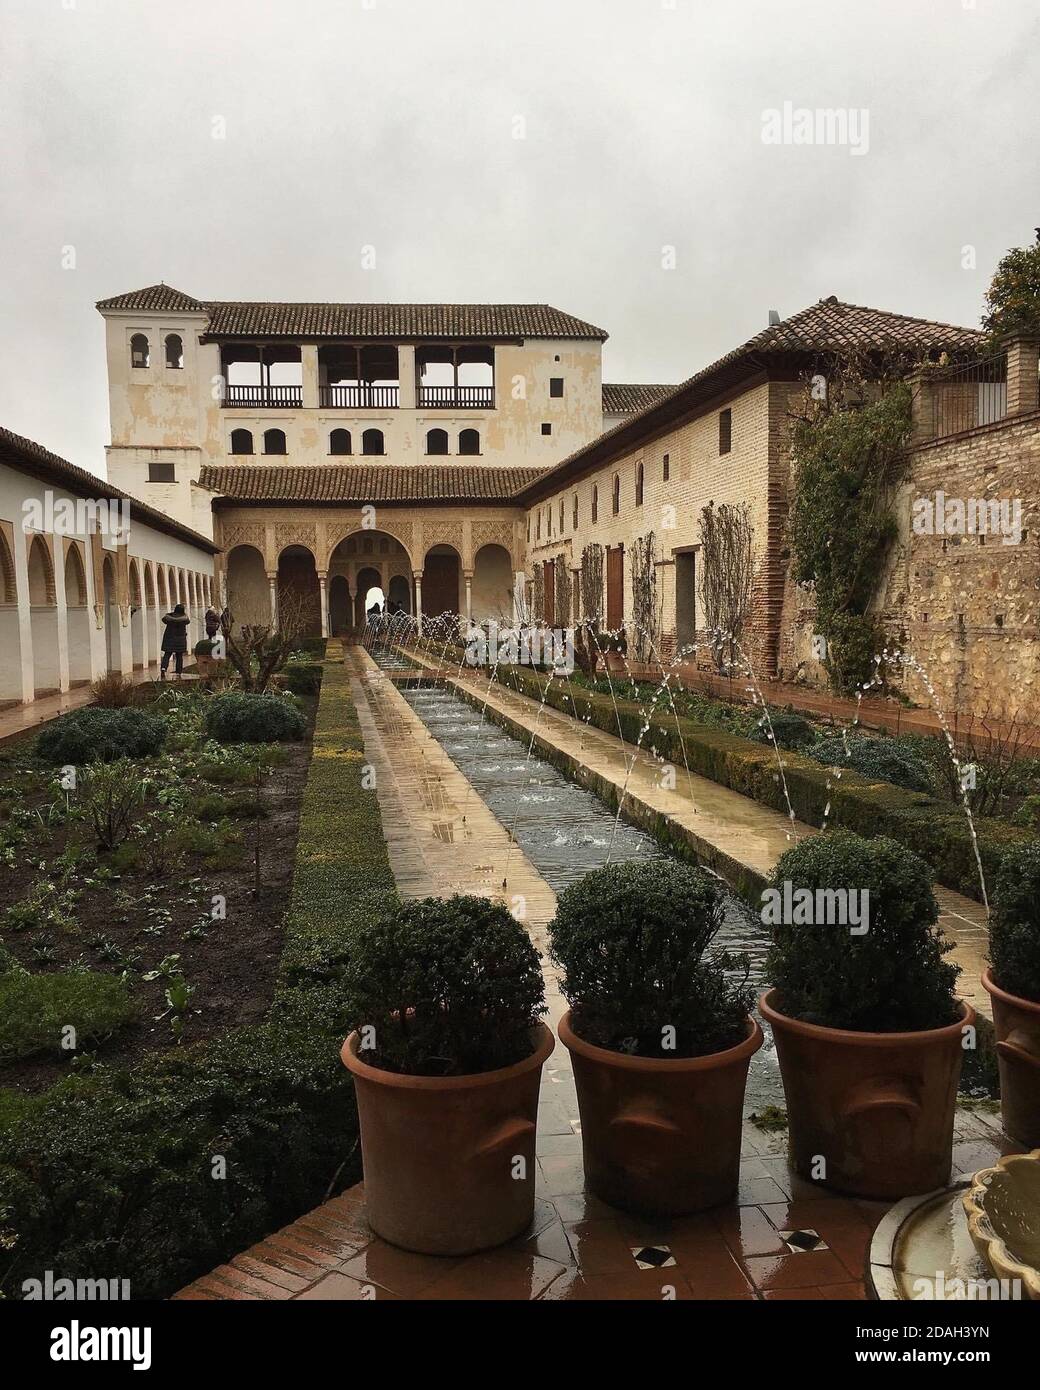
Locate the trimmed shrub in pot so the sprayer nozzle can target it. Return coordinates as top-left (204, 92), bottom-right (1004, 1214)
top-left (984, 844), bottom-right (1040, 1145)
top-left (761, 829), bottom-right (970, 1199)
top-left (549, 860), bottom-right (760, 1215)
top-left (340, 895), bottom-right (551, 1255)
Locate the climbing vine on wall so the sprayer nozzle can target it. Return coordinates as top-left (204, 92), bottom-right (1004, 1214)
top-left (531, 562), bottom-right (544, 621)
top-left (630, 532), bottom-right (659, 661)
top-left (699, 501), bottom-right (753, 672)
top-left (580, 543), bottom-right (604, 623)
top-left (787, 374), bottom-right (912, 694)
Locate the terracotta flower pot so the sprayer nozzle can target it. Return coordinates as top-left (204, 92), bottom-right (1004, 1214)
top-left (760, 990), bottom-right (973, 1200)
top-left (983, 968), bottom-right (1040, 1147)
top-left (558, 1009), bottom-right (763, 1215)
top-left (341, 1024), bottom-right (553, 1256)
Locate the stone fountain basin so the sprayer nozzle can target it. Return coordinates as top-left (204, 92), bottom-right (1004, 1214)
top-left (962, 1150), bottom-right (1040, 1299)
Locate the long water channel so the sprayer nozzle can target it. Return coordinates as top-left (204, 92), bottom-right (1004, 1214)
top-left (386, 664), bottom-right (783, 1109)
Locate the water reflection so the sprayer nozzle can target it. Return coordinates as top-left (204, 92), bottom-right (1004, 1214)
top-left (399, 680), bottom-right (781, 1107)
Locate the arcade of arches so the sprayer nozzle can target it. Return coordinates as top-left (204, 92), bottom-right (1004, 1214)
top-left (217, 507), bottom-right (522, 636)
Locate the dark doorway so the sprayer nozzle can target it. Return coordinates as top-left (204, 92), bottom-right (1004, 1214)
top-left (606, 545), bottom-right (624, 630)
top-left (422, 547), bottom-right (460, 617)
top-left (675, 550), bottom-right (697, 656)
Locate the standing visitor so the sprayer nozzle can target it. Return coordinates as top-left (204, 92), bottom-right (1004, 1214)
top-left (160, 602), bottom-right (190, 680)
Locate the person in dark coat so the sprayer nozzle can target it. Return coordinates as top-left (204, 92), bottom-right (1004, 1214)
top-left (160, 603), bottom-right (190, 679)
top-left (204, 606), bottom-right (220, 639)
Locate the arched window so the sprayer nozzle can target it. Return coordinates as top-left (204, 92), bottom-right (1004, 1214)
top-left (130, 333), bottom-right (150, 369)
top-left (458, 428), bottom-right (480, 456)
top-left (572, 493), bottom-right (578, 529)
top-left (426, 428), bottom-right (449, 456)
top-left (362, 428), bottom-right (384, 456)
top-left (612, 474), bottom-right (620, 516)
top-left (635, 461), bottom-right (644, 507)
top-left (230, 428), bottom-right (253, 455)
top-left (263, 429), bottom-right (287, 455)
top-left (592, 485), bottom-right (598, 524)
top-left (330, 428), bottom-right (352, 455)
top-left (164, 333), bottom-right (183, 369)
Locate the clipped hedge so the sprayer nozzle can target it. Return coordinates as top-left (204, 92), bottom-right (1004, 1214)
top-left (204, 691), bottom-right (307, 744)
top-left (35, 707), bottom-right (166, 766)
top-left (494, 667), bottom-right (1034, 904)
top-left (0, 652), bottom-right (395, 1299)
top-left (0, 970), bottom-right (135, 1063)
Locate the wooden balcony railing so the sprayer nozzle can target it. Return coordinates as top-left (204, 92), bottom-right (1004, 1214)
top-left (223, 384), bottom-right (303, 408)
top-left (418, 385), bottom-right (495, 409)
top-left (319, 384), bottom-right (400, 409)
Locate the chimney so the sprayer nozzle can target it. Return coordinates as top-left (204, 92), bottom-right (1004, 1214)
top-left (768, 309), bottom-right (781, 326)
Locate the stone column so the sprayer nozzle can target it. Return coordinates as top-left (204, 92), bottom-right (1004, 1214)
top-left (267, 572), bottom-right (278, 629)
top-left (318, 571), bottom-right (329, 638)
top-left (413, 570), bottom-right (424, 635)
top-left (463, 569), bottom-right (473, 623)
top-left (301, 344), bottom-right (319, 410)
top-left (1005, 333), bottom-right (1040, 416)
top-left (398, 345), bottom-right (417, 409)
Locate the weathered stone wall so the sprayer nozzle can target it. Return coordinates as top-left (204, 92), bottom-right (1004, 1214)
top-left (778, 409), bottom-right (1040, 724)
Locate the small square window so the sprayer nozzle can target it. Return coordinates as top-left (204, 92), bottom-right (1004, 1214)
top-left (719, 409), bottom-right (732, 455)
top-left (541, 422), bottom-right (552, 436)
top-left (148, 461), bottom-right (176, 483)
top-left (550, 378), bottom-right (564, 398)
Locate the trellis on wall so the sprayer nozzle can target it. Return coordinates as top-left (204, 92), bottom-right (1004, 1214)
top-left (630, 531), bottom-right (660, 661)
top-left (580, 543), bottom-right (604, 624)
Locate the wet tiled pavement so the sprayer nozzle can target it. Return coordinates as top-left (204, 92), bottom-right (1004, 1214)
top-left (176, 647), bottom-right (1014, 1302)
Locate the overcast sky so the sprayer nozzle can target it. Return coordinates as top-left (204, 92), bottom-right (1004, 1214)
top-left (1, 0), bottom-right (1037, 477)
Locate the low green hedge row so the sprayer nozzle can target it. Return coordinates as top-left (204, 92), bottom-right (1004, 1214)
top-left (0, 654), bottom-right (394, 1299)
top-left (496, 668), bottom-right (1034, 903)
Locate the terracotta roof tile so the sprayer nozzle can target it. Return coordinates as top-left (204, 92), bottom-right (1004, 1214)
top-left (602, 383), bottom-right (677, 414)
top-left (200, 463), bottom-right (547, 504)
top-left (95, 283), bottom-right (206, 313)
top-left (522, 297), bottom-right (984, 501)
top-left (0, 426), bottom-right (220, 552)
top-left (96, 288), bottom-right (608, 341)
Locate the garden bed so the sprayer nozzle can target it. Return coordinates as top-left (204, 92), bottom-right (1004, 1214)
top-left (0, 656), bottom-right (396, 1298)
top-left (0, 696), bottom-right (314, 1091)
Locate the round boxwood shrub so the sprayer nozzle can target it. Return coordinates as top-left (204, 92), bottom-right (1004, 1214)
top-left (344, 896), bottom-right (546, 1076)
top-left (810, 733), bottom-right (934, 794)
top-left (35, 706), bottom-right (166, 765)
top-left (203, 692), bottom-right (306, 744)
top-left (990, 843), bottom-right (1040, 1003)
top-left (765, 829), bottom-right (960, 1032)
top-left (548, 860), bottom-right (753, 1059)
top-left (752, 709), bottom-right (817, 752)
